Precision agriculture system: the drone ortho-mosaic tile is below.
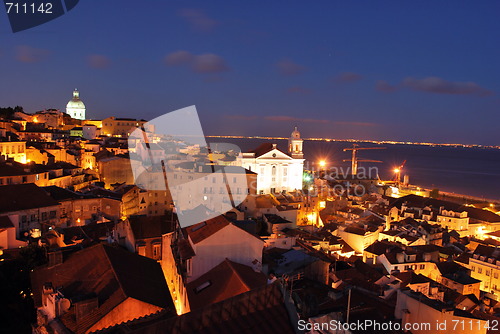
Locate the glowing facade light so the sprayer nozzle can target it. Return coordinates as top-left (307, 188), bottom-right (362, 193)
top-left (319, 160), bottom-right (326, 168)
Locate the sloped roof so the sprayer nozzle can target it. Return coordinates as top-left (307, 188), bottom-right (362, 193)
top-left (186, 258), bottom-right (267, 310)
top-left (43, 185), bottom-right (89, 200)
top-left (128, 215), bottom-right (176, 240)
top-left (61, 221), bottom-right (117, 244)
top-left (247, 143), bottom-right (276, 157)
top-left (31, 244), bottom-right (175, 333)
top-left (394, 271), bottom-right (433, 286)
top-left (264, 214), bottom-right (292, 225)
top-left (0, 183), bottom-right (60, 213)
top-left (0, 215), bottom-right (14, 229)
top-left (473, 244), bottom-right (500, 260)
top-left (184, 215), bottom-right (231, 244)
top-left (486, 230), bottom-right (500, 238)
top-left (255, 194), bottom-right (280, 208)
top-left (177, 238), bottom-right (195, 260)
top-left (436, 261), bottom-right (468, 276)
top-left (0, 162), bottom-right (30, 176)
top-left (93, 282), bottom-right (296, 334)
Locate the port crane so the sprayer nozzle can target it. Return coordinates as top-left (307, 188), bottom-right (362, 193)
top-left (393, 160), bottom-right (406, 183)
top-left (343, 144), bottom-right (385, 176)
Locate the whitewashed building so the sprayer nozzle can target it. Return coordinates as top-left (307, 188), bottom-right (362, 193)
top-left (66, 89), bottom-right (86, 120)
top-left (242, 127), bottom-right (304, 194)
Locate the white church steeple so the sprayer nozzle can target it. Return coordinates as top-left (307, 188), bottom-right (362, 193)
top-left (288, 126), bottom-right (303, 158)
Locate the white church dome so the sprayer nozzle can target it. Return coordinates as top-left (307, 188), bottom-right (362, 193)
top-left (66, 89), bottom-right (86, 120)
top-left (66, 89), bottom-right (85, 109)
top-left (291, 126), bottom-right (301, 139)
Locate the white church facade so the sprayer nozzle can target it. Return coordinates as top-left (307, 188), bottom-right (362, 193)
top-left (242, 127), bottom-right (304, 194)
top-left (66, 89), bottom-right (86, 120)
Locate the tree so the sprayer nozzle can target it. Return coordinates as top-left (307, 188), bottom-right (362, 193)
top-left (0, 106), bottom-right (24, 119)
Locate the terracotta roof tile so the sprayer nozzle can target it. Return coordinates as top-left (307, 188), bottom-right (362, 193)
top-left (31, 244), bottom-right (175, 333)
top-left (93, 282), bottom-right (296, 334)
top-left (184, 215), bottom-right (231, 244)
top-left (0, 183), bottom-right (59, 214)
top-left (186, 259), bottom-right (267, 310)
top-left (0, 215), bottom-right (14, 229)
top-left (128, 215), bottom-right (176, 240)
top-left (247, 143), bottom-right (275, 157)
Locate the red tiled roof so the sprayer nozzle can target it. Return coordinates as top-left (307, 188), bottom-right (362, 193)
top-left (31, 244), bottom-right (175, 334)
top-left (128, 215), bottom-right (176, 240)
top-left (186, 259), bottom-right (267, 310)
top-left (0, 183), bottom-right (60, 214)
top-left (248, 143), bottom-right (275, 157)
top-left (184, 215), bottom-right (231, 244)
top-left (177, 239), bottom-right (195, 259)
top-left (93, 282), bottom-right (296, 334)
top-left (0, 162), bottom-right (30, 176)
top-left (0, 215), bottom-right (14, 229)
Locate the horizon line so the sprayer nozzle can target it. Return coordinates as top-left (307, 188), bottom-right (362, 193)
top-left (205, 135), bottom-right (500, 150)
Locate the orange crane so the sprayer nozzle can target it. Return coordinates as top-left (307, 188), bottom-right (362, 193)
top-left (343, 144), bottom-right (385, 176)
top-left (393, 160), bottom-right (406, 183)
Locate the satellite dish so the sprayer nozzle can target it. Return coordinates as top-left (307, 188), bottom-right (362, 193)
top-left (59, 298), bottom-right (71, 313)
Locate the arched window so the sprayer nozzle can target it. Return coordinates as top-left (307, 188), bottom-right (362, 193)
top-left (272, 166), bottom-right (276, 175)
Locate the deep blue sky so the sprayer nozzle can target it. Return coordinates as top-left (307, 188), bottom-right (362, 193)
top-left (1, 1), bottom-right (499, 145)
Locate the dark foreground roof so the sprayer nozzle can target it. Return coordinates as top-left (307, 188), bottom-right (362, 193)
top-left (94, 282), bottom-right (297, 334)
top-left (128, 215), bottom-right (176, 240)
top-left (186, 258), bottom-right (267, 310)
top-left (31, 244), bottom-right (175, 334)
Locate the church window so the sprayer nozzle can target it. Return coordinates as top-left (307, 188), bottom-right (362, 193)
top-left (272, 166), bottom-right (276, 176)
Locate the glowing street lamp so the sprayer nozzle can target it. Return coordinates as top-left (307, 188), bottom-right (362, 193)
top-left (393, 168), bottom-right (401, 183)
top-left (319, 160), bottom-right (326, 168)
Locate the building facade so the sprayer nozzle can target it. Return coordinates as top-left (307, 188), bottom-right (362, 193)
top-left (242, 127), bottom-right (304, 194)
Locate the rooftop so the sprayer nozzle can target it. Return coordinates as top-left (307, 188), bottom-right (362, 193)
top-left (94, 282), bottom-right (296, 334)
top-left (31, 244), bottom-right (175, 333)
top-left (0, 183), bottom-right (60, 213)
top-left (186, 258), bottom-right (267, 310)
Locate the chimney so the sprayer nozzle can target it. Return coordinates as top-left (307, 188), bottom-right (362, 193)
top-left (42, 282), bottom-right (54, 307)
top-left (396, 252), bottom-right (405, 263)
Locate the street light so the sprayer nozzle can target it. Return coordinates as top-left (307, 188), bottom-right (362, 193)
top-left (319, 160), bottom-right (326, 168)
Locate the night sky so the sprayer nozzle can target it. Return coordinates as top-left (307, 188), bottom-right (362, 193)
top-left (1, 1), bottom-right (499, 145)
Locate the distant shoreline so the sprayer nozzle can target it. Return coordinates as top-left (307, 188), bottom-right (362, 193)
top-left (206, 135), bottom-right (500, 150)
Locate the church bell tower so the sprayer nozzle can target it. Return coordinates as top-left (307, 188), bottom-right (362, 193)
top-left (288, 126), bottom-right (303, 159)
